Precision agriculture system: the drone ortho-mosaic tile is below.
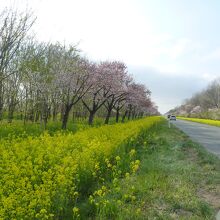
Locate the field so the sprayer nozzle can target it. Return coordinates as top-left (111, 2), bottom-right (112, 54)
top-left (177, 117), bottom-right (220, 127)
top-left (0, 116), bottom-right (162, 219)
top-left (1, 117), bottom-right (220, 219)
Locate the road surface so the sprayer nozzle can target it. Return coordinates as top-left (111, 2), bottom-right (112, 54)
top-left (170, 119), bottom-right (220, 158)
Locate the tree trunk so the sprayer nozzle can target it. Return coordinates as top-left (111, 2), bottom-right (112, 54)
top-left (41, 102), bottom-right (49, 130)
top-left (88, 111), bottom-right (95, 125)
top-left (127, 104), bottom-right (133, 120)
top-left (47, 107), bottom-right (51, 121)
top-left (104, 108), bottom-right (112, 124)
top-left (116, 107), bottom-right (120, 123)
top-left (42, 117), bottom-right (47, 130)
top-left (24, 89), bottom-right (28, 125)
top-left (122, 110), bottom-right (128, 123)
top-left (20, 112), bottom-right (23, 120)
top-left (132, 111), bottom-right (135, 119)
top-left (61, 103), bottom-right (75, 129)
top-left (0, 100), bottom-right (3, 120)
top-left (8, 108), bottom-right (14, 123)
top-left (7, 101), bottom-right (15, 123)
top-left (127, 110), bottom-right (131, 120)
top-left (52, 106), bottom-right (57, 121)
top-left (29, 108), bottom-right (34, 122)
top-left (62, 106), bottom-right (71, 129)
top-left (0, 81), bottom-right (4, 120)
top-left (35, 110), bottom-right (40, 122)
top-left (60, 104), bottom-right (65, 122)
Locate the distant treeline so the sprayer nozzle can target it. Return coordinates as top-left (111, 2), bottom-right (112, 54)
top-left (168, 78), bottom-right (220, 119)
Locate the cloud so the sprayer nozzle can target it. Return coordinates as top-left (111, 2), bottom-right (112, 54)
top-left (1, 0), bottom-right (203, 76)
top-left (201, 73), bottom-right (219, 82)
top-left (168, 38), bottom-right (192, 59)
top-left (202, 48), bottom-right (220, 61)
top-left (128, 65), bottom-right (213, 114)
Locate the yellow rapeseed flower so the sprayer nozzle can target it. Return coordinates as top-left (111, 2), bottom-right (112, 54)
top-left (73, 207), bottom-right (79, 214)
top-left (129, 149), bottom-right (136, 157)
top-left (115, 156), bottom-right (121, 161)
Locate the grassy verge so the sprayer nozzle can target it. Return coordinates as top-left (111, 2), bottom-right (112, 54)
top-left (92, 121), bottom-right (220, 219)
top-left (177, 117), bottom-right (220, 127)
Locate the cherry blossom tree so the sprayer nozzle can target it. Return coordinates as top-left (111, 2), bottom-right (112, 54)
top-left (121, 82), bottom-right (151, 121)
top-left (81, 61), bottom-right (131, 125)
top-left (103, 61), bottom-right (131, 124)
top-left (50, 44), bottom-right (96, 129)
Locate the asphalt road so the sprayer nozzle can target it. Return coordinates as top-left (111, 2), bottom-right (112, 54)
top-left (170, 119), bottom-right (220, 158)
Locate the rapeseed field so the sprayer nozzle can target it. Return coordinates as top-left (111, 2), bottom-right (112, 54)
top-left (0, 116), bottom-right (162, 219)
top-left (178, 117), bottom-right (220, 127)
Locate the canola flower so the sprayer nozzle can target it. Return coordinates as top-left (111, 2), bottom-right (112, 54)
top-left (178, 117), bottom-right (220, 127)
top-left (129, 149), bottom-right (136, 157)
top-left (130, 160), bottom-right (141, 173)
top-left (0, 116), bottom-right (163, 219)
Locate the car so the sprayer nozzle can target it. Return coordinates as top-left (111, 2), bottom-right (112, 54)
top-left (170, 115), bottom-right (176, 121)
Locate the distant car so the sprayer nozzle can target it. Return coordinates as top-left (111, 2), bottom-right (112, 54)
top-left (170, 115), bottom-right (176, 121)
top-left (167, 114), bottom-right (171, 119)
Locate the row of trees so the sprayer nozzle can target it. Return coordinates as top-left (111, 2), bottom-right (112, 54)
top-left (0, 8), bottom-right (159, 129)
top-left (168, 78), bottom-right (220, 119)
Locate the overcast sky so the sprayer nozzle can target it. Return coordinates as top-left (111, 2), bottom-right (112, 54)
top-left (1, 0), bottom-right (220, 113)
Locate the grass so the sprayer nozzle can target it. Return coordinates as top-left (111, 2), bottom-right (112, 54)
top-left (0, 115), bottom-right (134, 140)
top-left (91, 121), bottom-right (220, 219)
top-left (0, 117), bottom-right (126, 139)
top-left (0, 120), bottom-right (88, 139)
top-left (177, 116), bottom-right (220, 127)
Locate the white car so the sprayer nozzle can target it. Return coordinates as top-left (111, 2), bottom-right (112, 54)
top-left (170, 115), bottom-right (176, 121)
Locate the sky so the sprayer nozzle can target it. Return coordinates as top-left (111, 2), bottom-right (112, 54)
top-left (1, 0), bottom-right (220, 113)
